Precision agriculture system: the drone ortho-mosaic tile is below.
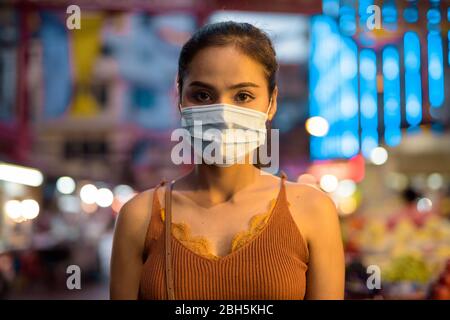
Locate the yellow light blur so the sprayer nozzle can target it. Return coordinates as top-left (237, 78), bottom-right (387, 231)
top-left (4, 200), bottom-right (22, 220)
top-left (339, 197), bottom-right (358, 215)
top-left (0, 162), bottom-right (43, 187)
top-left (21, 199), bottom-right (40, 220)
top-left (305, 116), bottom-right (329, 137)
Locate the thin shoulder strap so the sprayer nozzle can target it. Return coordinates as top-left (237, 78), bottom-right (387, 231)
top-left (164, 180), bottom-right (176, 300)
top-left (280, 170), bottom-right (288, 185)
top-left (279, 170), bottom-right (288, 199)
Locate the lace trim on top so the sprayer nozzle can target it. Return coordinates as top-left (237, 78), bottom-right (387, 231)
top-left (160, 198), bottom-right (279, 260)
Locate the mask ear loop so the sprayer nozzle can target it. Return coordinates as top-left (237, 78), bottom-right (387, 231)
top-left (266, 98), bottom-right (273, 118)
top-left (256, 98), bottom-right (273, 169)
top-left (177, 92), bottom-right (182, 112)
top-left (176, 77), bottom-right (183, 113)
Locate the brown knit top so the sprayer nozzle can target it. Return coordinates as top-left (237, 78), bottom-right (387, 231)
top-left (138, 176), bottom-right (309, 300)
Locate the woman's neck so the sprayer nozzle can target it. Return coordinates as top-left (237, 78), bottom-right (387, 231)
top-left (186, 164), bottom-right (261, 205)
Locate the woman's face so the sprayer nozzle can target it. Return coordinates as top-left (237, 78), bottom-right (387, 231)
top-left (180, 45), bottom-right (278, 120)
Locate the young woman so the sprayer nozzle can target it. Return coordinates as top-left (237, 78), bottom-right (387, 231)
top-left (110, 21), bottom-right (345, 300)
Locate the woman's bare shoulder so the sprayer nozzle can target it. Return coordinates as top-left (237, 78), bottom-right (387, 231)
top-left (284, 181), bottom-right (339, 239)
top-left (258, 172), bottom-right (332, 210)
top-left (115, 186), bottom-right (161, 248)
top-left (119, 189), bottom-right (154, 219)
top-left (284, 181), bottom-right (334, 209)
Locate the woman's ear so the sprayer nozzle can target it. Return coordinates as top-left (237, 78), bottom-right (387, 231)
top-left (268, 86), bottom-right (278, 121)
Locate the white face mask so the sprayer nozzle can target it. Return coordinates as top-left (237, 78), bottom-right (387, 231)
top-left (180, 101), bottom-right (272, 166)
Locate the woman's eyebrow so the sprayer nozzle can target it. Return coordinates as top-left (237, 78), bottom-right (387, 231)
top-left (228, 82), bottom-right (260, 89)
top-left (188, 81), bottom-right (260, 90)
top-left (188, 81), bottom-right (215, 90)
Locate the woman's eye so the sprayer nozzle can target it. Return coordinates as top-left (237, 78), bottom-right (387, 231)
top-left (193, 91), bottom-right (212, 103)
top-left (235, 92), bottom-right (254, 103)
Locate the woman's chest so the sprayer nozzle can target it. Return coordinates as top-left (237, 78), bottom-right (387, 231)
top-left (169, 195), bottom-right (278, 257)
top-left (140, 231), bottom-right (308, 300)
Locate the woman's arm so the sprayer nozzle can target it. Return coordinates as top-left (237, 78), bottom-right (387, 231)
top-left (304, 188), bottom-right (345, 299)
top-left (110, 190), bottom-right (153, 299)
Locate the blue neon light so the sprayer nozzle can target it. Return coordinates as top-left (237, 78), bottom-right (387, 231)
top-left (428, 31), bottom-right (444, 108)
top-left (339, 36), bottom-right (359, 158)
top-left (403, 7), bottom-right (419, 23)
top-left (310, 15), bottom-right (341, 160)
top-left (339, 4), bottom-right (357, 36)
top-left (382, 0), bottom-right (397, 30)
top-left (385, 127), bottom-right (402, 147)
top-left (361, 133), bottom-right (378, 159)
top-left (359, 49), bottom-right (378, 158)
top-left (310, 15), bottom-right (360, 160)
top-left (322, 0), bottom-right (340, 17)
top-left (427, 8), bottom-right (441, 24)
top-left (404, 31), bottom-right (422, 127)
top-left (382, 46), bottom-right (401, 147)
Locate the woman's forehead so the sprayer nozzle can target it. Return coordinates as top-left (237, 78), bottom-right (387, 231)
top-left (184, 46), bottom-right (267, 87)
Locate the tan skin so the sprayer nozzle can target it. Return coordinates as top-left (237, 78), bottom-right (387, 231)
top-left (110, 45), bottom-right (345, 299)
